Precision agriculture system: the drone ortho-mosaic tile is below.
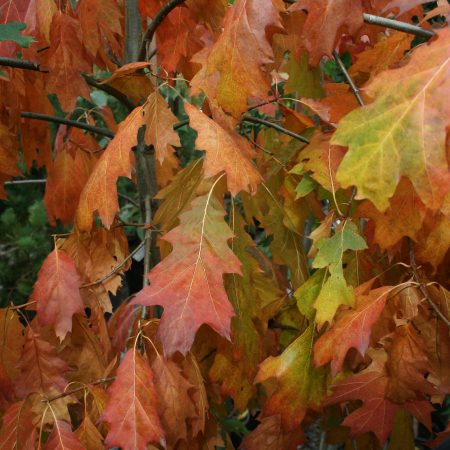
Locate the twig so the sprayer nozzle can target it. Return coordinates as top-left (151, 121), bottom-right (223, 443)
top-left (138, 0), bottom-right (187, 61)
top-left (118, 192), bottom-right (140, 208)
top-left (332, 50), bottom-right (365, 217)
top-left (4, 179), bottom-right (46, 186)
top-left (46, 377), bottom-right (115, 402)
top-left (408, 238), bottom-right (450, 328)
top-left (332, 50), bottom-right (364, 107)
top-left (0, 56), bottom-right (45, 72)
top-left (8, 300), bottom-right (36, 310)
top-left (82, 74), bottom-right (136, 111)
top-left (173, 118), bottom-right (189, 130)
top-left (80, 240), bottom-right (145, 288)
top-left (241, 115), bottom-right (310, 144)
top-left (283, 2), bottom-right (434, 39)
top-left (362, 13), bottom-right (435, 39)
top-left (20, 112), bottom-right (114, 138)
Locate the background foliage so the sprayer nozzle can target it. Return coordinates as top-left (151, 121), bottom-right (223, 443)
top-left (0, 0), bottom-right (449, 449)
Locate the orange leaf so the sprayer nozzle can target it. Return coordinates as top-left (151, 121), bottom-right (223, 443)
top-left (185, 103), bottom-right (261, 195)
top-left (101, 349), bottom-right (165, 450)
top-left (44, 149), bottom-right (94, 226)
top-left (45, 420), bottom-right (84, 450)
top-left (32, 248), bottom-right (85, 339)
top-left (290, 0), bottom-right (363, 65)
top-left (190, 0), bottom-right (283, 117)
top-left (15, 329), bottom-right (69, 398)
top-left (0, 401), bottom-right (36, 449)
top-left (45, 12), bottom-right (91, 111)
top-left (76, 106), bottom-right (143, 230)
top-left (314, 284), bottom-right (391, 375)
top-left (132, 186), bottom-right (241, 356)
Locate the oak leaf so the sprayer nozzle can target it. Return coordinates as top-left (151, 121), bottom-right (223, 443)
top-left (144, 91), bottom-right (181, 163)
top-left (75, 417), bottom-right (104, 450)
top-left (45, 420), bottom-right (84, 450)
top-left (15, 329), bottom-right (70, 401)
top-left (190, 0), bottom-right (283, 117)
top-left (290, 0), bottom-right (364, 65)
top-left (133, 186), bottom-right (241, 356)
top-left (240, 415), bottom-right (304, 450)
top-left (185, 103), bottom-right (261, 196)
top-left (333, 29), bottom-right (450, 212)
top-left (77, 0), bottom-right (122, 58)
top-left (324, 362), bottom-right (434, 444)
top-left (76, 106), bottom-right (142, 230)
top-left (255, 325), bottom-right (328, 431)
top-left (151, 356), bottom-right (197, 446)
top-left (314, 283), bottom-right (391, 375)
top-left (357, 178), bottom-right (427, 250)
top-left (101, 349), bottom-right (165, 450)
top-left (0, 401), bottom-right (36, 449)
top-left (44, 149), bottom-right (94, 226)
top-left (32, 248), bottom-right (85, 339)
top-left (45, 12), bottom-right (91, 111)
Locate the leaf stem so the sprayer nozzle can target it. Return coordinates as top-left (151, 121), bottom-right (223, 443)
top-left (138, 0), bottom-right (187, 61)
top-left (408, 238), bottom-right (450, 329)
top-left (20, 112), bottom-right (114, 138)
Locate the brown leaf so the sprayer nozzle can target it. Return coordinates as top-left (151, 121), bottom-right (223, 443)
top-left (152, 356), bottom-right (197, 446)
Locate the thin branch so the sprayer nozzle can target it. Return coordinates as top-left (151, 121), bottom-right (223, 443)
top-left (0, 56), bottom-right (45, 72)
top-left (46, 377), bottom-right (115, 403)
top-left (408, 238), bottom-right (450, 329)
top-left (332, 50), bottom-right (364, 107)
top-left (80, 240), bottom-right (145, 288)
top-left (283, 1), bottom-right (434, 39)
top-left (20, 112), bottom-right (114, 138)
top-left (82, 74), bottom-right (137, 111)
top-left (241, 115), bottom-right (310, 144)
top-left (332, 50), bottom-right (364, 217)
top-left (138, 0), bottom-right (187, 61)
top-left (8, 300), bottom-right (37, 310)
top-left (173, 118), bottom-right (189, 130)
top-left (118, 192), bottom-right (140, 208)
top-left (5, 179), bottom-right (46, 186)
top-left (362, 13), bottom-right (435, 39)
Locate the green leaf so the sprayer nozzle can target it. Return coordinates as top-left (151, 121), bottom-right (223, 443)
top-left (313, 272), bottom-right (354, 327)
top-left (295, 173), bottom-right (316, 198)
top-left (0, 22), bottom-right (34, 48)
top-left (313, 221), bottom-right (367, 274)
top-left (294, 269), bottom-right (326, 320)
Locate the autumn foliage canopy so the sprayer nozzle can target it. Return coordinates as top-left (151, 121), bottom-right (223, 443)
top-left (0, 0), bottom-right (449, 448)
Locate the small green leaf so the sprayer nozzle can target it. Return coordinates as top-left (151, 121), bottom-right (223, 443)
top-left (313, 221), bottom-right (367, 273)
top-left (295, 174), bottom-right (316, 198)
top-left (0, 22), bottom-right (34, 48)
